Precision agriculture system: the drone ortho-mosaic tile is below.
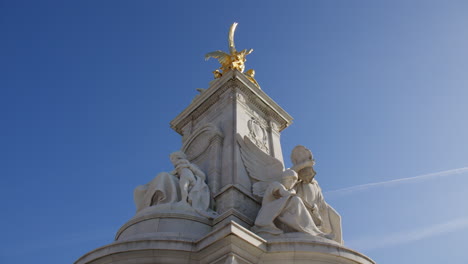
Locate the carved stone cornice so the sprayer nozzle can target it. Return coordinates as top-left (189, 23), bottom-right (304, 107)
top-left (170, 70), bottom-right (293, 135)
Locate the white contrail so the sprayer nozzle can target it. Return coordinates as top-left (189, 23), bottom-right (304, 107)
top-left (347, 216), bottom-right (468, 251)
top-left (325, 167), bottom-right (468, 196)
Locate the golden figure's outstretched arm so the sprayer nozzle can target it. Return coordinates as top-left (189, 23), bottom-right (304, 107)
top-left (228, 22), bottom-right (238, 55)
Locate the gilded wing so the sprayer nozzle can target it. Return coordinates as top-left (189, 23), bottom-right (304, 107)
top-left (205, 50), bottom-right (231, 65)
top-left (236, 134), bottom-right (284, 196)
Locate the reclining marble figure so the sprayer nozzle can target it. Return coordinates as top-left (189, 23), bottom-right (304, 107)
top-left (133, 151), bottom-right (216, 218)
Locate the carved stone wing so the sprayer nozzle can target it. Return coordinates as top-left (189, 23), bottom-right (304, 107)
top-left (236, 134), bottom-right (284, 197)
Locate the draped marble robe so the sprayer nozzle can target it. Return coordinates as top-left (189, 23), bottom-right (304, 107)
top-left (252, 182), bottom-right (323, 236)
top-left (134, 172), bottom-right (180, 212)
top-left (133, 165), bottom-right (216, 218)
top-left (295, 179), bottom-right (343, 244)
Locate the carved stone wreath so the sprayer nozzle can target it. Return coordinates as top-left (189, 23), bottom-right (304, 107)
top-left (247, 117), bottom-right (269, 153)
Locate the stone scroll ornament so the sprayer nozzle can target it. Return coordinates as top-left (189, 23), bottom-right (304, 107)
top-left (237, 135), bottom-right (343, 244)
top-left (133, 151), bottom-right (217, 219)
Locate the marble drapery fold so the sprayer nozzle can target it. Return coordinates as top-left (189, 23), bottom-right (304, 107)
top-left (253, 182), bottom-right (324, 236)
top-left (295, 180), bottom-right (342, 243)
top-left (133, 151), bottom-right (216, 218)
top-left (134, 172), bottom-right (180, 212)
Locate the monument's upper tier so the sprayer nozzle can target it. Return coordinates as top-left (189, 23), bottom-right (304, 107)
top-left (170, 70), bottom-right (293, 136)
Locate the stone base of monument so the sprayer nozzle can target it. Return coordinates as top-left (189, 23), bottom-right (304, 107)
top-left (75, 221), bottom-right (375, 264)
top-left (115, 204), bottom-right (213, 242)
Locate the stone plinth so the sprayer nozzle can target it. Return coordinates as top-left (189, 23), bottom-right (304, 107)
top-left (75, 221), bottom-right (375, 264)
top-left (115, 207), bottom-right (212, 242)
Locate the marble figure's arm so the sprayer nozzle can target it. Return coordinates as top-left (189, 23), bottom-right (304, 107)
top-left (189, 164), bottom-right (206, 180)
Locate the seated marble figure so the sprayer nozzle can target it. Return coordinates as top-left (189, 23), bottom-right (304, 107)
top-left (252, 169), bottom-right (326, 237)
top-left (133, 151), bottom-right (216, 218)
top-left (290, 145), bottom-right (342, 243)
top-left (237, 134), bottom-right (342, 244)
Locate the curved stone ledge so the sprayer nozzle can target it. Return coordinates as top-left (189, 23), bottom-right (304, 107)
top-left (75, 237), bottom-right (195, 264)
top-left (116, 208), bottom-right (212, 241)
top-left (77, 221), bottom-right (375, 264)
top-left (266, 238), bottom-right (375, 264)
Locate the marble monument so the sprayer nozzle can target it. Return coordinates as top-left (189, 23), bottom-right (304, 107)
top-left (75, 23), bottom-right (375, 264)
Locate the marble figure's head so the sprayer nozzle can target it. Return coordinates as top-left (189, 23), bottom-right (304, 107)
top-left (291, 145), bottom-right (315, 166)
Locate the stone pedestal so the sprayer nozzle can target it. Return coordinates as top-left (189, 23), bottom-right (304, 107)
top-left (75, 221), bottom-right (375, 264)
top-left (171, 70), bottom-right (293, 229)
top-left (115, 207), bottom-right (212, 242)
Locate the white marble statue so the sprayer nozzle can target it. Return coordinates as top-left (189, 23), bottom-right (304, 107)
top-left (133, 151), bottom-right (217, 218)
top-left (237, 135), bottom-right (343, 244)
top-left (252, 169), bottom-right (325, 236)
top-left (291, 146), bottom-right (343, 244)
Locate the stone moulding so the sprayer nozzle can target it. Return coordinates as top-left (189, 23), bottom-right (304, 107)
top-left (115, 211), bottom-right (213, 241)
top-left (212, 208), bottom-right (255, 227)
top-left (170, 70), bottom-right (293, 136)
top-left (75, 221), bottom-right (376, 264)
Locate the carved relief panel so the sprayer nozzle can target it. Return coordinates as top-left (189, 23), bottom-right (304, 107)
top-left (247, 116), bottom-right (269, 154)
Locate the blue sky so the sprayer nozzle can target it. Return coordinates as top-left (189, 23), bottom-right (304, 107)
top-left (1, 1), bottom-right (468, 263)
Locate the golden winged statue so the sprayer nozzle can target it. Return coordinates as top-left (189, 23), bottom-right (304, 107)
top-left (205, 23), bottom-right (254, 76)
